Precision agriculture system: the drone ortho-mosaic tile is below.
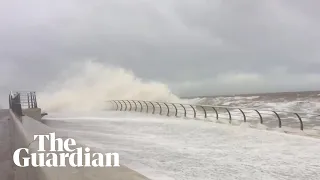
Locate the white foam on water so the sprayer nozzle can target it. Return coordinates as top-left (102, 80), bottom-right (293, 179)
top-left (44, 111), bottom-right (320, 180)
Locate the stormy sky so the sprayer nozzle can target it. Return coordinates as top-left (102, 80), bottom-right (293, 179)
top-left (1, 0), bottom-right (320, 103)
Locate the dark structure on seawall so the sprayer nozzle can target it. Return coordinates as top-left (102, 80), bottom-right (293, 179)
top-left (9, 91), bottom-right (47, 120)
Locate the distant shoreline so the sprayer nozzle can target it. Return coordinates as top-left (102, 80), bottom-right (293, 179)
top-left (180, 90), bottom-right (320, 99)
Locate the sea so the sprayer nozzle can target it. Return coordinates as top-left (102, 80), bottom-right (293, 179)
top-left (185, 91), bottom-right (320, 137)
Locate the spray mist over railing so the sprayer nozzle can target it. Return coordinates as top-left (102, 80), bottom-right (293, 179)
top-left (36, 61), bottom-right (181, 112)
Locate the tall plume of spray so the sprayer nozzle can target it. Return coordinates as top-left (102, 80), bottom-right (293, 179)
top-left (37, 61), bottom-right (181, 112)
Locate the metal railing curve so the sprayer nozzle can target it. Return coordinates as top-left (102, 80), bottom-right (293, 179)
top-left (107, 100), bottom-right (320, 131)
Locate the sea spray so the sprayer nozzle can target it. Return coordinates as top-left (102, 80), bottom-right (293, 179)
top-left (37, 61), bottom-right (181, 112)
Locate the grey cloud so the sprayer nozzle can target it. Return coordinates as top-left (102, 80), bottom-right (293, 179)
top-left (1, 0), bottom-right (320, 104)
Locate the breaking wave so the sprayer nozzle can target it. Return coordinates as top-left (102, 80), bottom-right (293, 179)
top-left (38, 61), bottom-right (180, 112)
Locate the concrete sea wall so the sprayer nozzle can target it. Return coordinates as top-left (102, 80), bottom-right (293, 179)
top-left (9, 110), bottom-right (150, 180)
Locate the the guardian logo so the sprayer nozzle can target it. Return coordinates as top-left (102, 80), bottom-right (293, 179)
top-left (13, 133), bottom-right (120, 167)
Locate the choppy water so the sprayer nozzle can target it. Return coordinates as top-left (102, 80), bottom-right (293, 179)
top-left (185, 91), bottom-right (320, 136)
top-left (191, 91), bottom-right (320, 114)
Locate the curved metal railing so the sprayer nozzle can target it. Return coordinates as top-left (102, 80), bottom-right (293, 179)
top-left (107, 100), bottom-right (320, 131)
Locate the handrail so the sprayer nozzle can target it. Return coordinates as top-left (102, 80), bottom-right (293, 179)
top-left (9, 91), bottom-right (38, 116)
top-left (107, 100), bottom-right (320, 131)
top-left (130, 100), bottom-right (320, 117)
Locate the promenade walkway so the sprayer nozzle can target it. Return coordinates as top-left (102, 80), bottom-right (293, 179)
top-left (0, 109), bottom-right (14, 180)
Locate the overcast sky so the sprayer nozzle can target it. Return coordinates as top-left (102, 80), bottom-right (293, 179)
top-left (1, 0), bottom-right (320, 104)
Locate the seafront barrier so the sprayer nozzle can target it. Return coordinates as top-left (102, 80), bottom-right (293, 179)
top-left (107, 100), bottom-right (320, 132)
